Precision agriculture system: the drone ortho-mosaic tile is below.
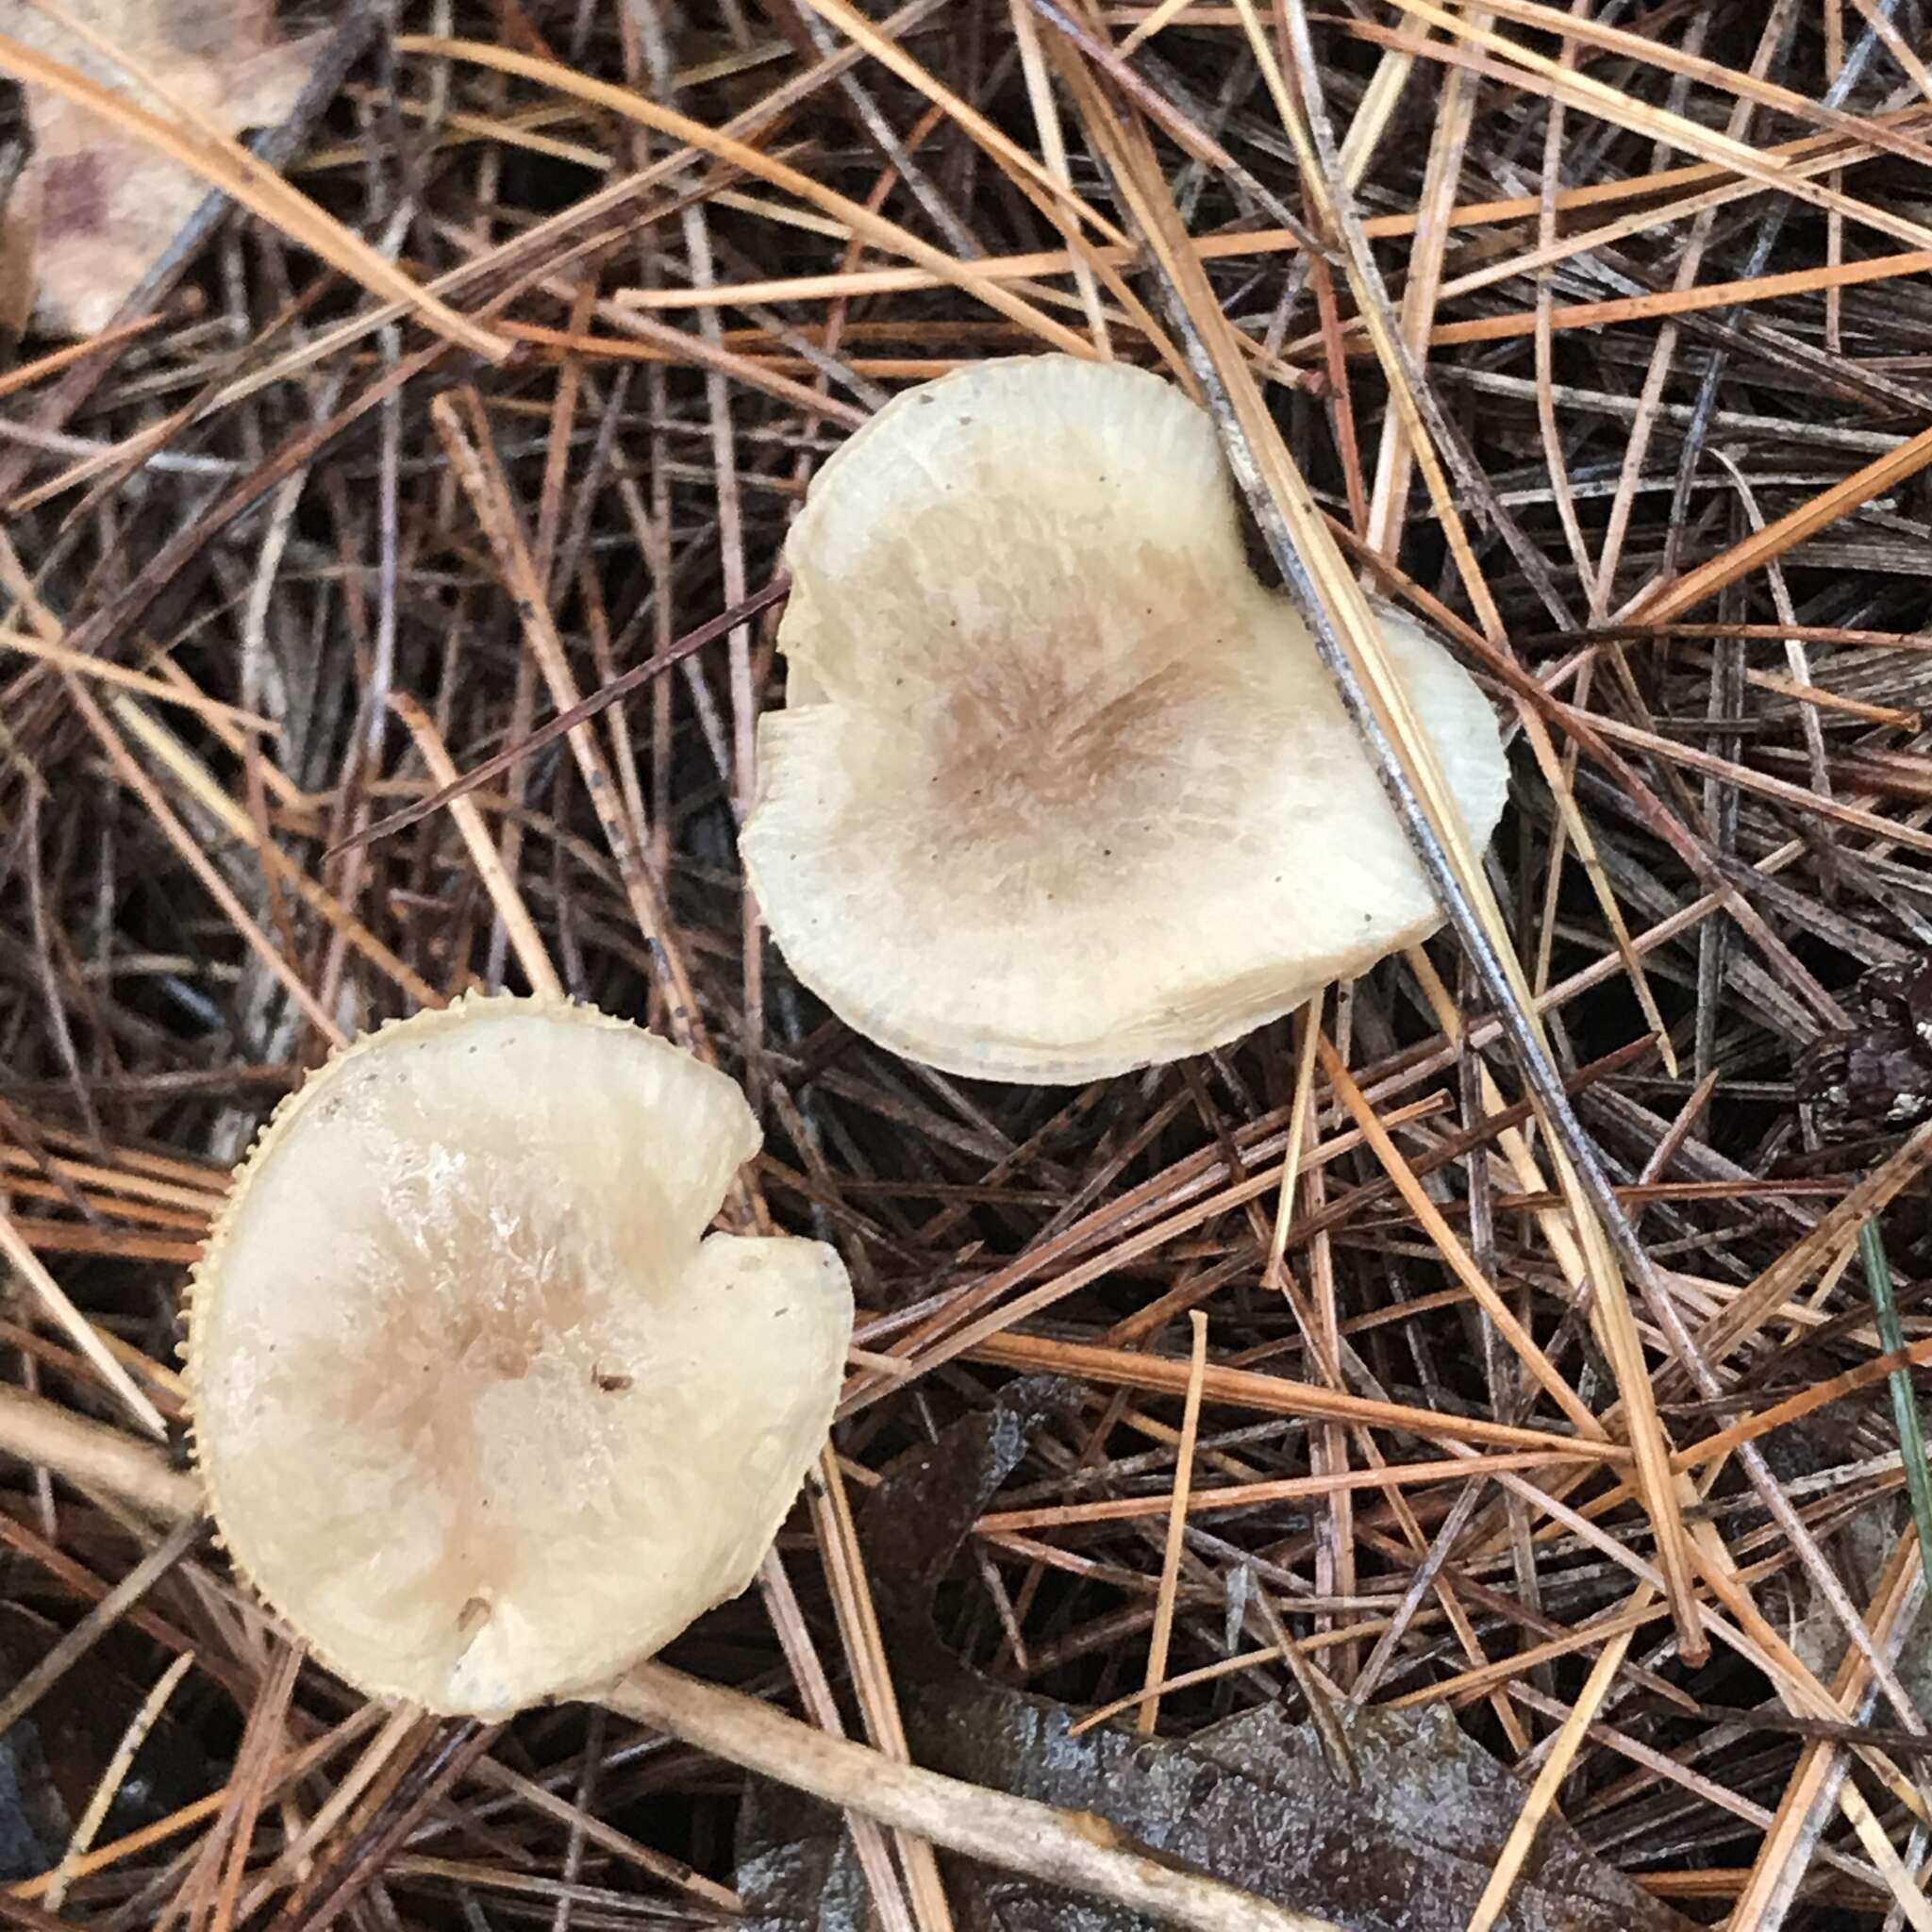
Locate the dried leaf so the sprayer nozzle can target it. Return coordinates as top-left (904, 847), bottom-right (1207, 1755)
top-left (737, 1389), bottom-right (1688, 1932)
top-left (2, 0), bottom-right (325, 335)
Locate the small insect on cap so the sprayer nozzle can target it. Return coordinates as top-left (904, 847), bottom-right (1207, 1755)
top-left (741, 354), bottom-right (1510, 1084)
top-left (188, 995), bottom-right (852, 1715)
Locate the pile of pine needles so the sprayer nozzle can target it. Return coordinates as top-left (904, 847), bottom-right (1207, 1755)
top-left (7, 0), bottom-right (1932, 1925)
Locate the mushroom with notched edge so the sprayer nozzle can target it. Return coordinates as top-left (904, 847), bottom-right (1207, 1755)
top-left (741, 354), bottom-right (1510, 1085)
top-left (186, 993), bottom-right (853, 1716)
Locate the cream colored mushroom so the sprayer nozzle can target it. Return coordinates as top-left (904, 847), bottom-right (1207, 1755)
top-left (187, 994), bottom-right (852, 1716)
top-left (741, 355), bottom-right (1509, 1084)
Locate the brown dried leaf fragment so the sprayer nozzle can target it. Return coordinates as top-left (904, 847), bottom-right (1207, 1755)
top-left (1, 0), bottom-right (325, 336)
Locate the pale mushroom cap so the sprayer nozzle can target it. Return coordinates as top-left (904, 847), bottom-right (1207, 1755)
top-left (188, 996), bottom-right (852, 1716)
top-left (741, 355), bottom-right (1510, 1084)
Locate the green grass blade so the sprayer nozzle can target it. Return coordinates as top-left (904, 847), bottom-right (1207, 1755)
top-left (1861, 1216), bottom-right (1932, 1596)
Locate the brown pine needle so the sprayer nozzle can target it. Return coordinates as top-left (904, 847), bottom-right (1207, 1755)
top-left (1138, 1311), bottom-right (1209, 1734)
top-left (388, 692), bottom-right (563, 1002)
top-left (1466, 1608), bottom-right (1642, 1932)
top-left (1629, 424), bottom-right (1932, 622)
top-left (42, 1649), bottom-right (195, 1913)
top-left (970, 1332), bottom-right (1631, 1459)
top-left (0, 1211), bottom-right (167, 1438)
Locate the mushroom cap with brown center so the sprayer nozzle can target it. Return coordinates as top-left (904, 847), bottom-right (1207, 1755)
top-left (187, 995), bottom-right (852, 1715)
top-left (741, 355), bottom-right (1509, 1083)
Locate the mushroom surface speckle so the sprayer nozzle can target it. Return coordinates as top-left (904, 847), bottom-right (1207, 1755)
top-left (741, 354), bottom-right (1509, 1083)
top-left (188, 994), bottom-right (852, 1715)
